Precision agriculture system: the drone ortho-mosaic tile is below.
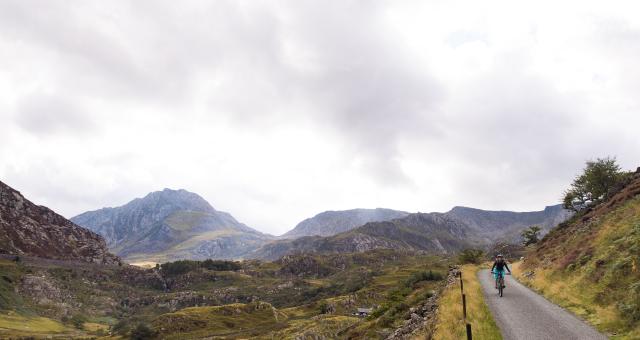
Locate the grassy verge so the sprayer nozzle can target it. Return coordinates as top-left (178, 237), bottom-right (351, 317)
top-left (432, 264), bottom-right (502, 340)
top-left (513, 262), bottom-right (639, 340)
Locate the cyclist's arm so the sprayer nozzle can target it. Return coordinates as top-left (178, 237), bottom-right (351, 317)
top-left (491, 262), bottom-right (497, 272)
top-left (505, 263), bottom-right (511, 273)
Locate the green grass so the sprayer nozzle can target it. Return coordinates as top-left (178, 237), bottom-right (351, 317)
top-left (0, 260), bottom-right (25, 312)
top-left (153, 301), bottom-right (289, 339)
top-left (0, 311), bottom-right (78, 338)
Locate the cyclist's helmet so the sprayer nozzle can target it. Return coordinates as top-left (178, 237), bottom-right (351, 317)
top-left (496, 254), bottom-right (504, 258)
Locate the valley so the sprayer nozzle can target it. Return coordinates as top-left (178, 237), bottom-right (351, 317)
top-left (1, 161), bottom-right (638, 339)
top-left (0, 250), bottom-right (449, 339)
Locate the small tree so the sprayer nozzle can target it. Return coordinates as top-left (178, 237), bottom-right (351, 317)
top-left (521, 226), bottom-right (542, 246)
top-left (563, 157), bottom-right (627, 212)
top-left (457, 249), bottom-right (484, 264)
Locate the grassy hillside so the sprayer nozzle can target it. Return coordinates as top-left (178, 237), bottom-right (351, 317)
top-left (518, 172), bottom-right (640, 339)
top-left (0, 250), bottom-right (449, 339)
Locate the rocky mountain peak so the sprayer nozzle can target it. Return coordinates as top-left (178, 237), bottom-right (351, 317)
top-left (71, 188), bottom-right (272, 261)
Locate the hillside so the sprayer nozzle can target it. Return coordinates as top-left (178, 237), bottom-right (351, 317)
top-left (253, 205), bottom-right (570, 260)
top-left (282, 208), bottom-right (409, 239)
top-left (518, 168), bottom-right (640, 339)
top-left (0, 180), bottom-right (119, 265)
top-left (71, 189), bottom-right (273, 262)
top-left (0, 249), bottom-right (448, 339)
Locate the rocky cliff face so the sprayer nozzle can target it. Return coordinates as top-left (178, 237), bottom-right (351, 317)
top-left (0, 180), bottom-right (119, 264)
top-left (71, 189), bottom-right (273, 261)
top-left (444, 204), bottom-right (572, 243)
top-left (282, 208), bottom-right (409, 239)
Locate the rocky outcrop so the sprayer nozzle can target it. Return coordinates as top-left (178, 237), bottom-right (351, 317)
top-left (276, 254), bottom-right (333, 278)
top-left (0, 180), bottom-right (120, 264)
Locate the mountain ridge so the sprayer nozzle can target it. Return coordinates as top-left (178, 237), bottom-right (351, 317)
top-left (281, 208), bottom-right (409, 239)
top-left (252, 204), bottom-right (570, 260)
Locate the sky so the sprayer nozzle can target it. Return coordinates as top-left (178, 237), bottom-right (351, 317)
top-left (1, 0), bottom-right (639, 235)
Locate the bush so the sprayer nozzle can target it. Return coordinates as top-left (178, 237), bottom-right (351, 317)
top-left (130, 322), bottom-right (156, 340)
top-left (404, 270), bottom-right (444, 288)
top-left (112, 318), bottom-right (134, 336)
top-left (70, 314), bottom-right (87, 329)
top-left (201, 259), bottom-right (241, 271)
top-left (318, 301), bottom-right (335, 314)
top-left (160, 259), bottom-right (242, 276)
top-left (458, 249), bottom-right (485, 264)
top-left (160, 260), bottom-right (201, 276)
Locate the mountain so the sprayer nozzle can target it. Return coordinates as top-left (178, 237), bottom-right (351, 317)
top-left (0, 180), bottom-right (119, 264)
top-left (71, 189), bottom-right (273, 262)
top-left (445, 204), bottom-right (572, 243)
top-left (517, 168), bottom-right (640, 338)
top-left (252, 205), bottom-right (570, 260)
top-left (281, 208), bottom-right (409, 239)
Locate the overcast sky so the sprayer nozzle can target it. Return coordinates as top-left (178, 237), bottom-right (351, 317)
top-left (1, 1), bottom-right (638, 235)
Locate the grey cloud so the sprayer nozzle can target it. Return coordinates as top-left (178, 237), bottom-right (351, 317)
top-left (206, 1), bottom-right (445, 184)
top-left (15, 93), bottom-right (96, 136)
top-left (1, 1), bottom-right (639, 231)
top-left (1, 1), bottom-right (444, 185)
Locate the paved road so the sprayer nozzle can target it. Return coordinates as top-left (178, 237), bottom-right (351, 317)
top-left (478, 269), bottom-right (607, 340)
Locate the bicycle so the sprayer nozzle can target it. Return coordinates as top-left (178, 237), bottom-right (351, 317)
top-left (492, 271), bottom-right (511, 297)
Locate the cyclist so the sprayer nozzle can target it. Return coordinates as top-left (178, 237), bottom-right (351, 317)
top-left (491, 254), bottom-right (511, 289)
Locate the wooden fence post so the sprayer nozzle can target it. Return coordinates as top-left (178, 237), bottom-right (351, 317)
top-left (459, 271), bottom-right (464, 295)
top-left (462, 293), bottom-right (467, 319)
top-left (466, 323), bottom-right (472, 340)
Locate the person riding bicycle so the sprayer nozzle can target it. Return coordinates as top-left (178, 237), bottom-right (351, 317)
top-left (491, 254), bottom-right (511, 289)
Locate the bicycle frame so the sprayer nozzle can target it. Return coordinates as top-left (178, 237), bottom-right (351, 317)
top-left (492, 271), bottom-right (509, 297)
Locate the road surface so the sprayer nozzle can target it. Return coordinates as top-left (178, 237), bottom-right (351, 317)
top-left (478, 269), bottom-right (607, 340)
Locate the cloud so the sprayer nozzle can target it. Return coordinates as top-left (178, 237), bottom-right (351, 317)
top-left (0, 0), bottom-right (639, 234)
top-left (15, 92), bottom-right (95, 136)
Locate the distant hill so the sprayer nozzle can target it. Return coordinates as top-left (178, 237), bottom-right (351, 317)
top-left (252, 205), bottom-right (570, 260)
top-left (281, 208), bottom-right (409, 239)
top-left (0, 180), bottom-right (119, 264)
top-left (518, 168), bottom-right (640, 338)
top-left (71, 189), bottom-right (273, 262)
